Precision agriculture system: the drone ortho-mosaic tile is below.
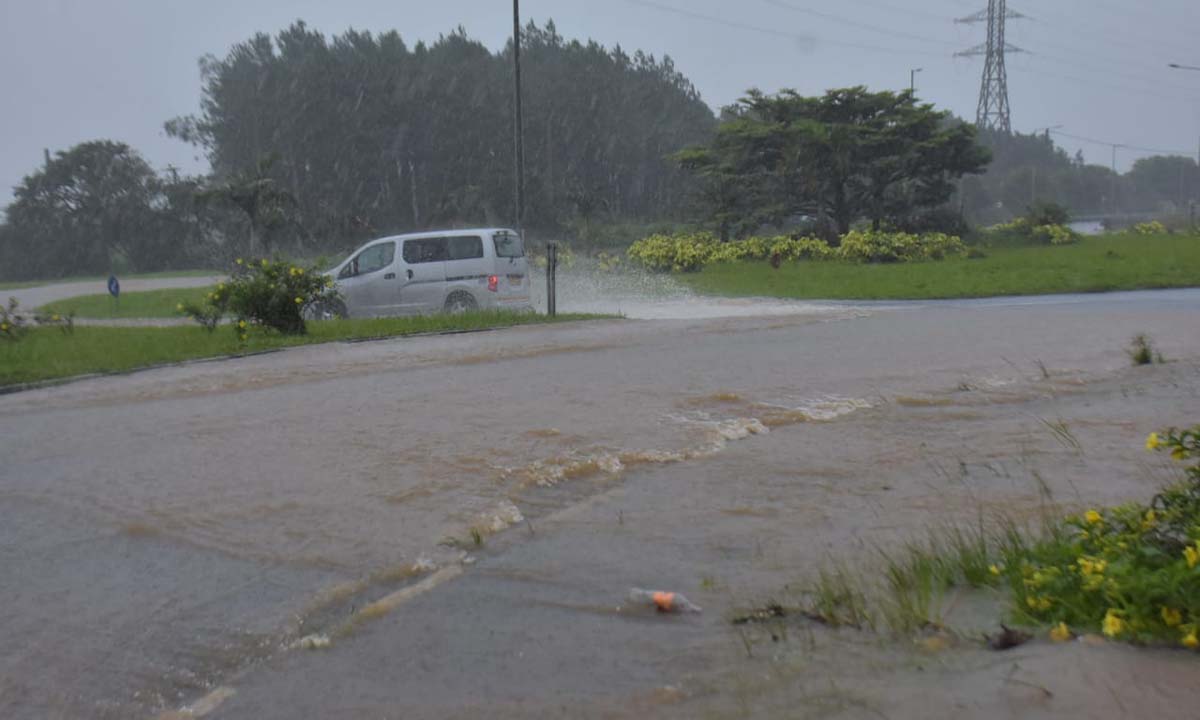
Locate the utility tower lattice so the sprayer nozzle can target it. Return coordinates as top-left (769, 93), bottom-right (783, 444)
top-left (955, 0), bottom-right (1025, 134)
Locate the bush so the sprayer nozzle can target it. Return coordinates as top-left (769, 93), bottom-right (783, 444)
top-left (836, 230), bottom-right (966, 263)
top-left (0, 297), bottom-right (74, 341)
top-left (999, 427), bottom-right (1200, 648)
top-left (1133, 221), bottom-right (1169, 236)
top-left (181, 258), bottom-right (339, 336)
top-left (1026, 201), bottom-right (1071, 227)
top-left (1031, 224), bottom-right (1080, 245)
top-left (627, 231), bottom-right (963, 271)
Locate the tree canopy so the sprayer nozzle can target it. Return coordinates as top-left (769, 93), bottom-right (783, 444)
top-left (678, 87), bottom-right (991, 239)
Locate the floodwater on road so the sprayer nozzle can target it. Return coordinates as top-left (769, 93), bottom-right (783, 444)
top-left (1, 284), bottom-right (1199, 718)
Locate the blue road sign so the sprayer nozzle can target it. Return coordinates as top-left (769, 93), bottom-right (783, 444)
top-left (107, 275), bottom-right (120, 298)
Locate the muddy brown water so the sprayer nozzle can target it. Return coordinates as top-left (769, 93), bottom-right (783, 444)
top-left (1, 287), bottom-right (1199, 718)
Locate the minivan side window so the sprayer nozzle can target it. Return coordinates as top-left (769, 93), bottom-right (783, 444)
top-left (446, 235), bottom-right (484, 261)
top-left (341, 241), bottom-right (395, 278)
top-left (493, 232), bottom-right (524, 258)
top-left (403, 238), bottom-right (448, 264)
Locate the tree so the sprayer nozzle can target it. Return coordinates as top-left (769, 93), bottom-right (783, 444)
top-left (5, 141), bottom-right (161, 277)
top-left (679, 87), bottom-right (990, 238)
top-left (166, 20), bottom-right (716, 247)
top-left (197, 155), bottom-right (296, 256)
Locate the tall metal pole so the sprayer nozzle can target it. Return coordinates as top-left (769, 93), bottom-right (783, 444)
top-left (512, 0), bottom-right (525, 231)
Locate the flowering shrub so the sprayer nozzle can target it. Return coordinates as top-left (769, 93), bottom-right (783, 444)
top-left (1133, 221), bottom-right (1168, 235)
top-left (837, 230), bottom-right (965, 263)
top-left (0, 298), bottom-right (29, 341)
top-left (180, 258), bottom-right (339, 336)
top-left (995, 427), bottom-right (1200, 648)
top-left (1031, 224), bottom-right (1080, 245)
top-left (0, 297), bottom-right (75, 341)
top-left (985, 217), bottom-right (1079, 245)
top-left (627, 231), bottom-right (962, 271)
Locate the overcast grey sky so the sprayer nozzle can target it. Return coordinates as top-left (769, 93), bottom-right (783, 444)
top-left (2, 0), bottom-right (1198, 210)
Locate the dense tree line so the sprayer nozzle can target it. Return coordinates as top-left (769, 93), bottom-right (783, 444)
top-left (964, 130), bottom-right (1200, 225)
top-left (167, 20), bottom-right (715, 243)
top-left (0, 21), bottom-right (715, 280)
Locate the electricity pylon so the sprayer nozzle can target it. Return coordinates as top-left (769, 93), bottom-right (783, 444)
top-left (955, 0), bottom-right (1025, 134)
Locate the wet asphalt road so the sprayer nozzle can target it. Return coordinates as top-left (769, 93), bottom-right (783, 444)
top-left (2, 289), bottom-right (1200, 718)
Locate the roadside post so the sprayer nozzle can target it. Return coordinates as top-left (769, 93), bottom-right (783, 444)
top-left (546, 243), bottom-right (558, 317)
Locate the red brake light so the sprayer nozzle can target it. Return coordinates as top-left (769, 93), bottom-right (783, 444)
top-left (488, 275), bottom-right (499, 292)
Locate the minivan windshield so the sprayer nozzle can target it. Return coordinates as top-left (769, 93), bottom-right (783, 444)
top-left (493, 232), bottom-right (524, 258)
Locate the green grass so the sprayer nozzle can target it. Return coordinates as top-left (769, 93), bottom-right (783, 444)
top-left (39, 287), bottom-right (214, 319)
top-left (680, 233), bottom-right (1200, 300)
top-left (0, 269), bottom-right (217, 292)
top-left (0, 311), bottom-right (609, 387)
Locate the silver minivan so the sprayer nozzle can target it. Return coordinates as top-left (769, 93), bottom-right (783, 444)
top-left (319, 228), bottom-right (531, 317)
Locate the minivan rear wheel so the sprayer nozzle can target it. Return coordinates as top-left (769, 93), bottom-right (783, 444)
top-left (444, 291), bottom-right (478, 314)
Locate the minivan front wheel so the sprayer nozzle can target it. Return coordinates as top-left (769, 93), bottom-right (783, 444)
top-left (444, 291), bottom-right (478, 315)
top-left (308, 299), bottom-right (348, 321)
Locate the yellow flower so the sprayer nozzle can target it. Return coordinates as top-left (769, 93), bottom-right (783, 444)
top-left (1185, 545), bottom-right (1199, 569)
top-left (51, 314), bottom-right (60, 321)
top-left (1173, 447), bottom-right (1187, 461)
top-left (238, 320), bottom-right (247, 329)
top-left (294, 297), bottom-right (304, 305)
top-left (1025, 595), bottom-right (1052, 612)
top-left (0, 323), bottom-right (8, 332)
top-left (1162, 607), bottom-right (1183, 627)
top-left (1103, 609), bottom-right (1125, 638)
top-left (236, 258), bottom-right (244, 265)
top-left (1142, 509), bottom-right (1157, 531)
top-left (1146, 432), bottom-right (1161, 451)
top-left (1184, 633), bottom-right (1199, 650)
top-left (1049, 622), bottom-right (1072, 642)
top-left (989, 564), bottom-right (1001, 576)
top-left (1085, 510), bottom-right (1103, 525)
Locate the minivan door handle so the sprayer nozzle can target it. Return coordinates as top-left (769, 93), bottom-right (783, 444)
top-left (406, 269), bottom-right (414, 280)
top-left (384, 272), bottom-right (396, 280)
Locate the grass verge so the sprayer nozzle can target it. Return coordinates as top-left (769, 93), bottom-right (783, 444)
top-left (680, 233), bottom-right (1200, 300)
top-left (0, 311), bottom-right (610, 387)
top-left (39, 287), bottom-right (214, 319)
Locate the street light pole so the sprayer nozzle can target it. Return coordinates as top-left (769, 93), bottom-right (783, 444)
top-left (1168, 63), bottom-right (1200, 222)
top-left (513, 0), bottom-right (525, 231)
top-left (909, 67), bottom-right (923, 94)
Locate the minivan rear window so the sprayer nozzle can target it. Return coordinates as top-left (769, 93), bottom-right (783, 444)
top-left (446, 235), bottom-right (484, 261)
top-left (493, 232), bottom-right (524, 258)
top-left (403, 238), bottom-right (447, 264)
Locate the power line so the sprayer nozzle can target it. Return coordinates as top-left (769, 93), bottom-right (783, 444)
top-left (1049, 129), bottom-right (1196, 158)
top-left (763, 0), bottom-right (960, 49)
top-left (622, 0), bottom-right (950, 59)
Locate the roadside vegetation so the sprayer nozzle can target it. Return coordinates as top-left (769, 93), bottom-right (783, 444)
top-left (751, 427), bottom-right (1200, 651)
top-left (676, 231), bottom-right (1200, 300)
top-left (0, 311), bottom-right (608, 387)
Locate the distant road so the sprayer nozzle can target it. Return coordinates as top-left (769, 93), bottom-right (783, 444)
top-left (4, 275), bottom-right (221, 310)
